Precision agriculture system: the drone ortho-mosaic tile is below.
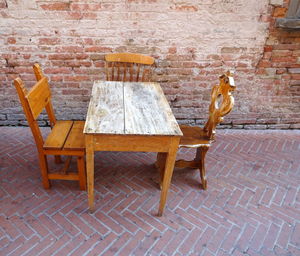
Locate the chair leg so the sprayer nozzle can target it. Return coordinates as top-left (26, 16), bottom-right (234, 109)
top-left (156, 152), bottom-right (167, 189)
top-left (54, 155), bottom-right (63, 164)
top-left (77, 156), bottom-right (86, 191)
top-left (38, 153), bottom-right (51, 189)
top-left (195, 146), bottom-right (209, 190)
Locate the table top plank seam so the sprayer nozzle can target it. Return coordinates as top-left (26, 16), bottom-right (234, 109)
top-left (84, 81), bottom-right (182, 136)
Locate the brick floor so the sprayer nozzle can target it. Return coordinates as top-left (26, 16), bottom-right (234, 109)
top-left (0, 127), bottom-right (300, 256)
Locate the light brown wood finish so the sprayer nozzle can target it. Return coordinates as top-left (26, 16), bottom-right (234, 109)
top-left (14, 64), bottom-right (86, 190)
top-left (84, 81), bottom-right (182, 215)
top-left (105, 53), bottom-right (155, 82)
top-left (161, 71), bottom-right (235, 190)
top-left (33, 63), bottom-right (57, 128)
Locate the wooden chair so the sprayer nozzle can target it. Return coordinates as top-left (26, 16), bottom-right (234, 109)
top-left (105, 52), bottom-right (155, 82)
top-left (157, 71), bottom-right (235, 190)
top-left (14, 64), bottom-right (86, 190)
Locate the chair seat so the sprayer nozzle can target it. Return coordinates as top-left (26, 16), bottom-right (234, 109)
top-left (44, 121), bottom-right (85, 151)
top-left (179, 125), bottom-right (213, 148)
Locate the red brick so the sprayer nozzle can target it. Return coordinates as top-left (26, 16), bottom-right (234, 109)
top-left (70, 3), bottom-right (102, 11)
top-left (39, 38), bottom-right (60, 45)
top-left (1, 236), bottom-right (26, 255)
top-left (277, 222), bottom-right (293, 248)
top-left (151, 229), bottom-right (175, 253)
top-left (118, 230), bottom-right (146, 255)
top-left (7, 37), bottom-right (16, 44)
top-left (173, 5), bottom-right (198, 12)
top-left (273, 7), bottom-right (287, 17)
top-left (85, 46), bottom-right (112, 52)
top-left (0, 215), bottom-right (21, 239)
top-left (40, 3), bottom-right (70, 11)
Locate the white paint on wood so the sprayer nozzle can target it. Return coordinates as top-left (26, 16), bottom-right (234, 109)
top-left (84, 81), bottom-right (124, 134)
top-left (124, 82), bottom-right (182, 136)
top-left (84, 81), bottom-right (182, 136)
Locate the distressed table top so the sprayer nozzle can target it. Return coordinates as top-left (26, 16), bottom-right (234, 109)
top-left (84, 81), bottom-right (182, 136)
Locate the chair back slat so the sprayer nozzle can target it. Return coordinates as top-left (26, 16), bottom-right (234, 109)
top-left (14, 78), bottom-right (45, 150)
top-left (136, 64), bottom-right (141, 81)
top-left (204, 71), bottom-right (235, 140)
top-left (130, 63), bottom-right (133, 81)
top-left (105, 52), bottom-right (154, 64)
top-left (33, 63), bottom-right (57, 127)
top-left (116, 63), bottom-right (120, 81)
top-left (27, 77), bottom-right (51, 120)
top-left (33, 63), bottom-right (43, 81)
top-left (105, 52), bottom-right (154, 82)
top-left (123, 63), bottom-right (127, 81)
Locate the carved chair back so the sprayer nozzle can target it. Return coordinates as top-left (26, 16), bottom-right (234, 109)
top-left (203, 71), bottom-right (235, 140)
top-left (105, 52), bottom-right (154, 82)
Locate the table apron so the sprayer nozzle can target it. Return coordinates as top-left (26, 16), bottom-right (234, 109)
top-left (89, 134), bottom-right (180, 152)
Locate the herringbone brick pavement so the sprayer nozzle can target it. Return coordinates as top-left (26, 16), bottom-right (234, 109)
top-left (0, 127), bottom-right (299, 256)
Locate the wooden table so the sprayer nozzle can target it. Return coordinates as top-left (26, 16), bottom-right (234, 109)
top-left (84, 81), bottom-right (182, 216)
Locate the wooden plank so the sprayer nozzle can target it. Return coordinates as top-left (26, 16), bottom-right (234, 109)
top-left (84, 81), bottom-right (125, 134)
top-left (27, 77), bottom-right (51, 120)
top-left (93, 134), bottom-right (173, 152)
top-left (44, 121), bottom-right (73, 149)
top-left (105, 53), bottom-right (154, 65)
top-left (124, 82), bottom-right (182, 136)
top-left (48, 173), bottom-right (79, 181)
top-left (64, 121), bottom-right (85, 150)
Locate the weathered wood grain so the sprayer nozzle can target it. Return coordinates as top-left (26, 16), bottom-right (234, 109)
top-left (124, 82), bottom-right (182, 136)
top-left (84, 81), bottom-right (124, 134)
top-left (84, 81), bottom-right (182, 136)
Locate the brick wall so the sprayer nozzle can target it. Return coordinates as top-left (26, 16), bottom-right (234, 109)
top-left (1, 0), bottom-right (299, 129)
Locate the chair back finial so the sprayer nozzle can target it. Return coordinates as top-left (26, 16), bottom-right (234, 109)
top-left (33, 63), bottom-right (45, 81)
top-left (204, 71), bottom-right (235, 140)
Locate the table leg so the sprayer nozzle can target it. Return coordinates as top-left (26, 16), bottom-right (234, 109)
top-left (85, 135), bottom-right (95, 213)
top-left (158, 137), bottom-right (180, 216)
top-left (156, 152), bottom-right (167, 189)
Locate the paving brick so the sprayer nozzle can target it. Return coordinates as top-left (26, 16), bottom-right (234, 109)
top-left (178, 227), bottom-right (203, 255)
top-left (51, 234), bottom-right (85, 256)
top-left (0, 128), bottom-right (300, 255)
top-left (39, 234), bottom-right (71, 256)
top-left (0, 236), bottom-right (26, 256)
top-left (118, 230), bottom-right (146, 256)
top-left (250, 223), bottom-right (269, 251)
top-left (8, 235), bottom-right (40, 256)
top-left (104, 231), bottom-right (132, 255)
top-left (133, 229), bottom-right (161, 255)
top-left (163, 228), bottom-right (189, 255)
top-left (94, 212), bottom-right (124, 235)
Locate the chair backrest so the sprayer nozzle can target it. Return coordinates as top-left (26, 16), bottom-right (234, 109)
top-left (203, 71), bottom-right (235, 140)
top-left (14, 75), bottom-right (56, 151)
top-left (105, 52), bottom-right (155, 82)
top-left (32, 63), bottom-right (57, 128)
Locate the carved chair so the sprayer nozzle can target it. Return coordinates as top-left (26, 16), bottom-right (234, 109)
top-left (105, 52), bottom-right (155, 82)
top-left (14, 64), bottom-right (86, 190)
top-left (157, 71), bottom-right (235, 190)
